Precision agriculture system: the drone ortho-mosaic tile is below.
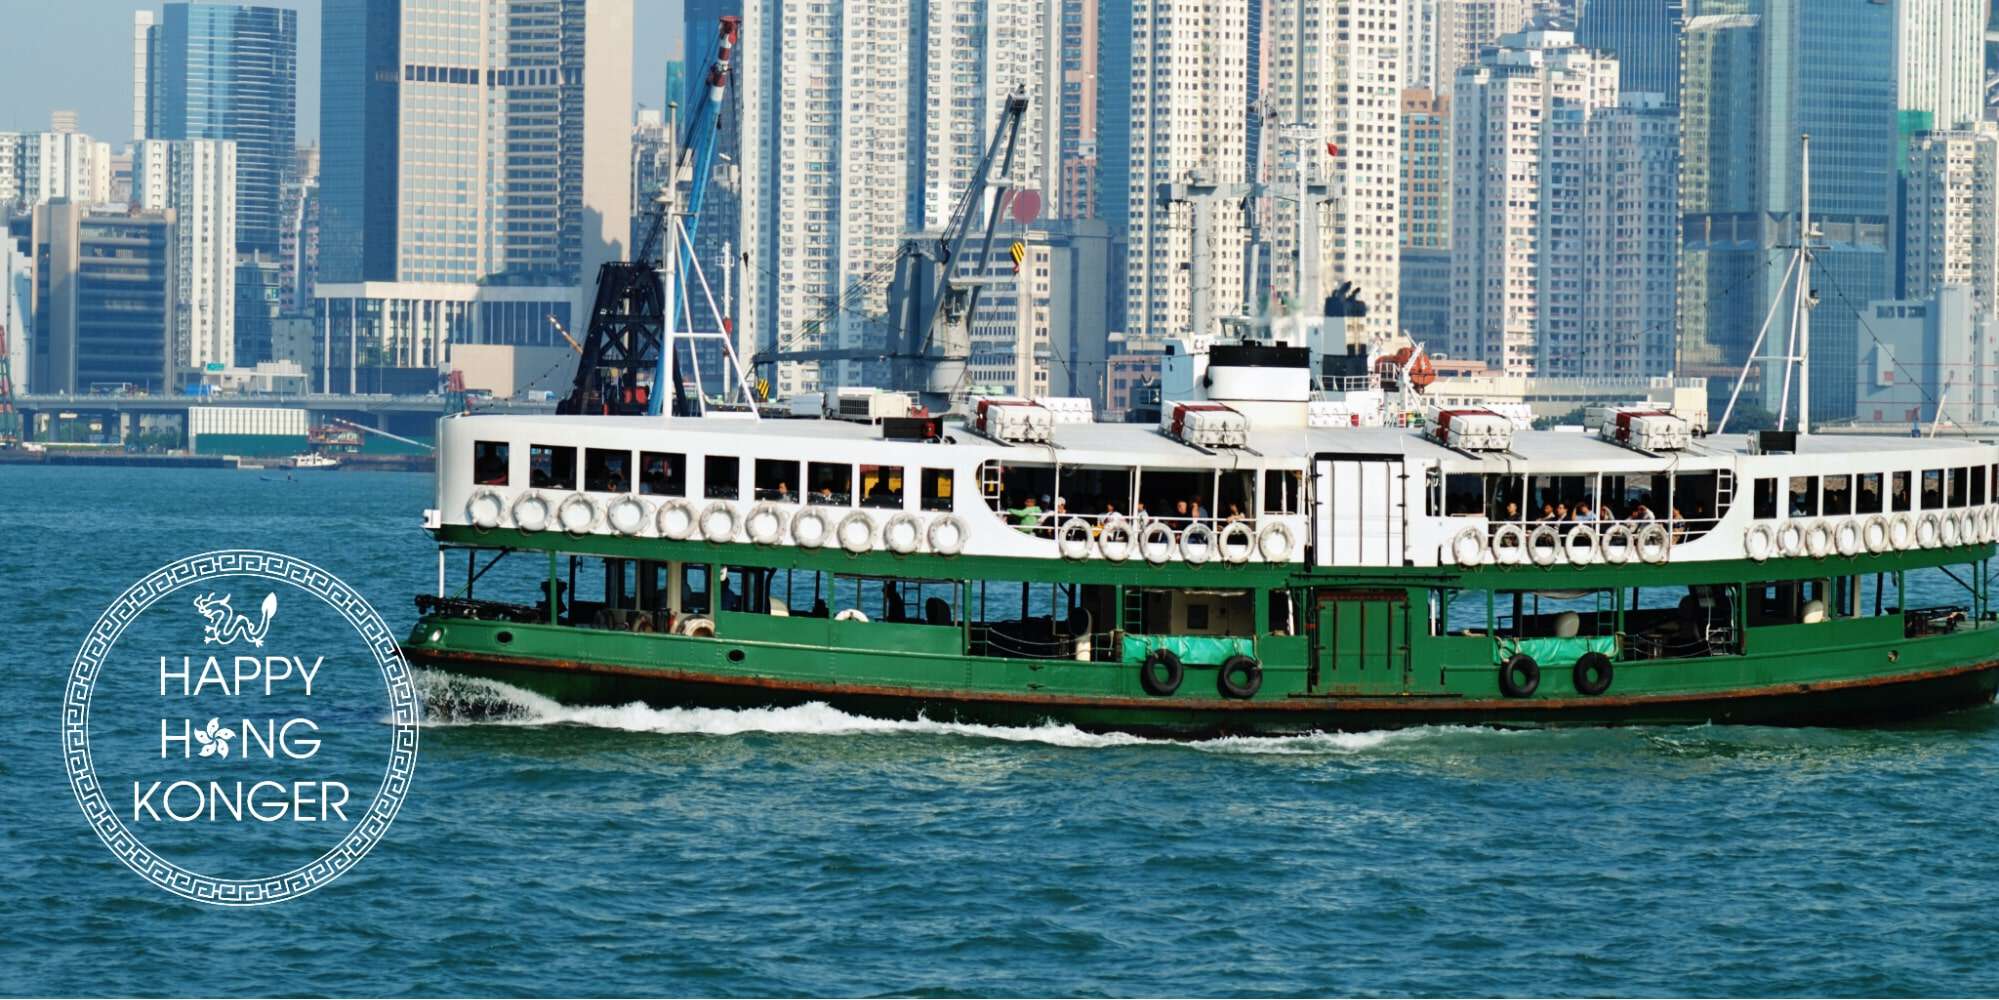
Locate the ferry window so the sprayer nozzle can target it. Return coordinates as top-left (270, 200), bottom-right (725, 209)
top-left (859, 465), bottom-right (905, 509)
top-left (1976, 468), bottom-right (1988, 506)
top-left (808, 462), bottom-right (851, 505)
top-left (755, 459), bottom-right (800, 502)
top-left (1059, 465), bottom-right (1137, 518)
top-left (1921, 469), bottom-right (1944, 510)
top-left (1607, 473), bottom-right (1667, 521)
top-left (584, 448), bottom-right (631, 493)
top-left (1487, 474), bottom-right (1525, 521)
top-left (473, 441), bottom-right (509, 485)
top-left (1527, 475), bottom-right (1595, 522)
top-left (1262, 470), bottom-right (1302, 515)
top-left (921, 468), bottom-right (954, 511)
top-left (1892, 471), bottom-right (1912, 511)
top-left (1444, 474), bottom-right (1483, 516)
top-left (1948, 467), bottom-right (1969, 508)
top-left (1674, 472), bottom-right (1727, 531)
top-left (1788, 477), bottom-right (1818, 517)
top-left (639, 451), bottom-right (686, 496)
top-left (1857, 473), bottom-right (1884, 514)
top-left (1821, 475), bottom-right (1852, 516)
top-left (1217, 470), bottom-right (1254, 522)
top-left (528, 444), bottom-right (576, 490)
top-left (1140, 468), bottom-right (1218, 523)
top-left (680, 564), bottom-right (710, 615)
top-left (705, 455), bottom-right (740, 500)
top-left (1753, 477), bottom-right (1778, 519)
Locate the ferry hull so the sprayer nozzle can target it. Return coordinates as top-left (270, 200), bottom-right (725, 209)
top-left (408, 645), bottom-right (1999, 737)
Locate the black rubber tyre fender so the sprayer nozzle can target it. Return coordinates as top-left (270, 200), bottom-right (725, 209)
top-left (1499, 653), bottom-right (1540, 698)
top-left (1217, 655), bottom-right (1263, 700)
top-left (1572, 651), bottom-right (1613, 696)
top-left (1139, 648), bottom-right (1184, 697)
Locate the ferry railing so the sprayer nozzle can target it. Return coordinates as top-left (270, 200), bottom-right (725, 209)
top-left (968, 621), bottom-right (1093, 661)
top-left (1903, 605), bottom-right (1968, 638)
top-left (413, 594), bottom-right (545, 624)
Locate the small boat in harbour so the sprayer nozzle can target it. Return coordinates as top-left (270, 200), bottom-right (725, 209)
top-left (288, 452), bottom-right (341, 471)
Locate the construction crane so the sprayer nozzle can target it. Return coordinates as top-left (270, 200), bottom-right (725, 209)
top-left (560, 15), bottom-right (740, 417)
top-left (750, 88), bottom-right (1032, 408)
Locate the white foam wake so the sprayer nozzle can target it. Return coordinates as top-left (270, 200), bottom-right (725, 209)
top-left (415, 670), bottom-right (1469, 754)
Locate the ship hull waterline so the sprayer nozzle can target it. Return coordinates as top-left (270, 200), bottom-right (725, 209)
top-left (407, 644), bottom-right (1999, 737)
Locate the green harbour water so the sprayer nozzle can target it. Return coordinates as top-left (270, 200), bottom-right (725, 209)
top-left (4, 465), bottom-right (1999, 996)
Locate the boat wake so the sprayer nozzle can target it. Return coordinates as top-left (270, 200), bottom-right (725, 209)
top-left (414, 670), bottom-right (1468, 754)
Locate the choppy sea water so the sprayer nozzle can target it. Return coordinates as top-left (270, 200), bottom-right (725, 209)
top-left (4, 464), bottom-right (1999, 997)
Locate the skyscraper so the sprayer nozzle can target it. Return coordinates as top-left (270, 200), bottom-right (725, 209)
top-left (1056, 0), bottom-right (1101, 220)
top-left (1125, 0), bottom-right (1249, 340)
top-left (31, 201), bottom-right (177, 394)
top-left (1904, 126), bottom-right (1999, 315)
top-left (1450, 27), bottom-right (1622, 375)
top-left (140, 4), bottom-right (298, 259)
top-left (1267, 0), bottom-right (1406, 343)
top-left (918, 0), bottom-right (1054, 232)
top-left (1095, 0), bottom-right (1133, 237)
top-left (1438, 0), bottom-right (1534, 87)
top-left (135, 138), bottom-right (238, 374)
top-left (1400, 89), bottom-right (1452, 344)
top-left (0, 116), bottom-right (115, 209)
top-left (314, 0), bottom-right (634, 390)
top-left (1675, 12), bottom-right (1760, 385)
top-left (1577, 0), bottom-right (1687, 103)
top-left (1580, 96), bottom-right (1680, 377)
top-left (1895, 0), bottom-right (1985, 131)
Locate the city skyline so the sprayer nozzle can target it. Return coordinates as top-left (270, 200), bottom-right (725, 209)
top-left (0, 0), bottom-right (682, 143)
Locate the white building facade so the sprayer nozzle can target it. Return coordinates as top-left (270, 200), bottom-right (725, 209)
top-left (135, 138), bottom-right (239, 374)
top-left (1895, 0), bottom-right (1986, 130)
top-left (1904, 125), bottom-right (1999, 316)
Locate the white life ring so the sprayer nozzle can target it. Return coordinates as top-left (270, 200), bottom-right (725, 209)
top-left (1218, 521), bottom-right (1255, 564)
top-left (1564, 524), bottom-right (1599, 567)
top-left (1803, 519), bottom-right (1832, 559)
top-left (656, 498), bottom-right (698, 540)
top-left (1098, 515), bottom-right (1136, 562)
top-left (1833, 518), bottom-right (1861, 557)
top-left (1941, 511), bottom-right (1962, 547)
top-left (1862, 514), bottom-right (1889, 554)
top-left (1602, 523), bottom-right (1636, 564)
top-left (837, 511), bottom-right (877, 553)
top-left (1180, 522), bottom-right (1217, 565)
top-left (701, 501), bottom-right (740, 543)
top-left (1140, 521), bottom-right (1177, 564)
top-left (1956, 510), bottom-right (1978, 545)
top-left (1889, 512), bottom-right (1915, 551)
top-left (675, 615), bottom-right (716, 638)
top-left (557, 493), bottom-right (600, 534)
top-left (883, 513), bottom-right (923, 554)
top-left (1492, 524), bottom-right (1527, 566)
top-left (605, 495), bottom-right (649, 536)
top-left (745, 502), bottom-right (786, 545)
top-left (1056, 517), bottom-right (1093, 560)
top-left (466, 488), bottom-right (507, 529)
top-left (834, 608), bottom-right (869, 623)
top-left (1742, 523), bottom-right (1773, 562)
top-left (1984, 507), bottom-right (1999, 542)
top-left (511, 490), bottom-right (552, 533)
top-left (1528, 525), bottom-right (1561, 567)
top-left (791, 507), bottom-right (831, 549)
top-left (1635, 523), bottom-right (1671, 564)
top-left (1917, 511), bottom-right (1942, 548)
top-left (1449, 526), bottom-right (1485, 567)
top-left (926, 514), bottom-right (966, 556)
top-left (1256, 522), bottom-right (1295, 562)
top-left (1776, 521), bottom-right (1804, 558)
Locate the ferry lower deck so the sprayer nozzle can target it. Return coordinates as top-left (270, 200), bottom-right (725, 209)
top-left (403, 527), bottom-right (1999, 735)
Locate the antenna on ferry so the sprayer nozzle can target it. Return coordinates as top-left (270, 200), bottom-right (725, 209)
top-left (1716, 133), bottom-right (1814, 436)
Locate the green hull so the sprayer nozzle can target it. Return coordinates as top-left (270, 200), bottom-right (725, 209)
top-left (407, 526), bottom-right (1999, 736)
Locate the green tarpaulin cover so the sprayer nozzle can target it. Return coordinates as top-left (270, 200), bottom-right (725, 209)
top-left (1122, 634), bottom-right (1256, 664)
top-left (1496, 635), bottom-right (1618, 665)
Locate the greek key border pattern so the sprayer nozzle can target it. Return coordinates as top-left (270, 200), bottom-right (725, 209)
top-left (62, 550), bottom-right (420, 906)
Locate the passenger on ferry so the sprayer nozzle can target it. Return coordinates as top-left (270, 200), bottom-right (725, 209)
top-left (1224, 502), bottom-right (1247, 522)
top-left (1629, 502), bottom-right (1654, 521)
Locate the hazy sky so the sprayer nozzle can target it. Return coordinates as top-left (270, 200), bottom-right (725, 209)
top-left (0, 1), bottom-right (684, 145)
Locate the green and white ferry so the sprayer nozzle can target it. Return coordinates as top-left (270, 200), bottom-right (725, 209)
top-left (402, 342), bottom-right (1999, 735)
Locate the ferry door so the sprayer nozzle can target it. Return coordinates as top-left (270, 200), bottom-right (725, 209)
top-left (1309, 589), bottom-right (1410, 695)
top-left (1312, 456), bottom-right (1405, 567)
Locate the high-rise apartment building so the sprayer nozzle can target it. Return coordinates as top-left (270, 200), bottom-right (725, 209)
top-left (1895, 0), bottom-right (1985, 131)
top-left (1904, 126), bottom-right (1999, 314)
top-left (1267, 0), bottom-right (1405, 344)
top-left (1401, 89), bottom-right (1452, 252)
top-left (1450, 28), bottom-right (1622, 375)
top-left (1125, 0), bottom-right (1250, 340)
top-left (918, 0), bottom-right (1056, 232)
top-left (315, 0), bottom-right (633, 390)
top-left (1580, 97), bottom-right (1680, 377)
top-left (1438, 0), bottom-right (1534, 87)
top-left (1057, 0), bottom-right (1100, 220)
top-left (1405, 0), bottom-right (1444, 92)
top-left (139, 4), bottom-right (298, 259)
top-left (1095, 0), bottom-right (1133, 237)
top-left (738, 0), bottom-right (916, 392)
top-left (1577, 0), bottom-right (1687, 103)
top-left (278, 145), bottom-right (319, 314)
top-left (135, 138), bottom-right (238, 374)
top-left (1676, 0), bottom-right (1896, 421)
top-left (31, 201), bottom-right (177, 394)
top-left (0, 116), bottom-right (115, 209)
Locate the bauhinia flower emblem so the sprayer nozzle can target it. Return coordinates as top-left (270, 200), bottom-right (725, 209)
top-left (192, 717), bottom-right (236, 758)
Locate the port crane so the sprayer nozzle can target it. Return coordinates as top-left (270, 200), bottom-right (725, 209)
top-left (748, 88), bottom-right (1032, 407)
top-left (560, 15), bottom-right (741, 417)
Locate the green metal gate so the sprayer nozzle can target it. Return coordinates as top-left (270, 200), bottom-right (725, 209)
top-left (1311, 589), bottom-right (1410, 695)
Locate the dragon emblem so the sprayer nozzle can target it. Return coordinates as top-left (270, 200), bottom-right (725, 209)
top-left (193, 592), bottom-right (278, 648)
